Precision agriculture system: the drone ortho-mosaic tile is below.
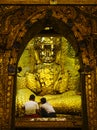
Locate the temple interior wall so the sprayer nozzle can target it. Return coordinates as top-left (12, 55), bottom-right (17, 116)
top-left (0, 3), bottom-right (97, 130)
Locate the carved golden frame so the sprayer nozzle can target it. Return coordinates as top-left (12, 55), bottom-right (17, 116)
top-left (0, 5), bottom-right (97, 130)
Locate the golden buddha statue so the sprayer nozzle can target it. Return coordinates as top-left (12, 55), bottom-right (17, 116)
top-left (16, 37), bottom-right (81, 117)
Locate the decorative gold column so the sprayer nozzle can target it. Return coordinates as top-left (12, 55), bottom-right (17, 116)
top-left (0, 50), bottom-right (16, 130)
top-left (85, 71), bottom-right (96, 130)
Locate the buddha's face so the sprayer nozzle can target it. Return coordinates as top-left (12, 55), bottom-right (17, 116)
top-left (34, 37), bottom-right (61, 63)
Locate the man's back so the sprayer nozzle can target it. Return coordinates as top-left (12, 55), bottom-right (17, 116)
top-left (24, 100), bottom-right (39, 115)
top-left (41, 102), bottom-right (55, 113)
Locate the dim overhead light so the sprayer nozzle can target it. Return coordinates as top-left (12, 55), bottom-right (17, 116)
top-left (44, 27), bottom-right (53, 30)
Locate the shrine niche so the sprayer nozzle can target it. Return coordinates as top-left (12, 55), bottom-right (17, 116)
top-left (16, 36), bottom-right (81, 118)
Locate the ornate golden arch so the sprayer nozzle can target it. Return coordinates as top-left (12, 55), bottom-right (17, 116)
top-left (0, 5), bottom-right (97, 130)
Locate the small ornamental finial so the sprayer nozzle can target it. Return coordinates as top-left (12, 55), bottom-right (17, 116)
top-left (50, 0), bottom-right (57, 5)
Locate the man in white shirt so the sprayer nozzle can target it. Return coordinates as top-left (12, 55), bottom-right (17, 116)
top-left (23, 94), bottom-right (40, 118)
top-left (40, 97), bottom-right (56, 117)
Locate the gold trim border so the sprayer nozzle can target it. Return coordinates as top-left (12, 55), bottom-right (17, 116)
top-left (0, 0), bottom-right (97, 4)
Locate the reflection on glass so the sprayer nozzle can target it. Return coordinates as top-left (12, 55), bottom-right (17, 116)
top-left (16, 37), bottom-right (81, 118)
